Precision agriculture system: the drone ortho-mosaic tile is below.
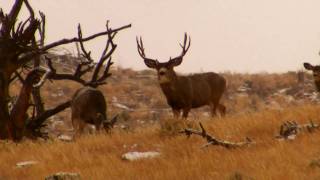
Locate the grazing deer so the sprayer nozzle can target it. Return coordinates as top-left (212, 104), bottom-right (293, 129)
top-left (71, 86), bottom-right (116, 134)
top-left (136, 33), bottom-right (226, 118)
top-left (303, 62), bottom-right (320, 91)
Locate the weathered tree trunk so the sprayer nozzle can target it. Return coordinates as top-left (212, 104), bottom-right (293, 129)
top-left (0, 0), bottom-right (131, 141)
top-left (31, 35), bottom-right (45, 116)
top-left (0, 71), bottom-right (12, 139)
top-left (32, 57), bottom-right (45, 115)
top-left (10, 70), bottom-right (38, 141)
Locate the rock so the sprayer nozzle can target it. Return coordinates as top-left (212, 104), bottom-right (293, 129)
top-left (112, 96), bottom-right (118, 103)
top-left (122, 151), bottom-right (160, 161)
top-left (16, 160), bottom-right (38, 168)
top-left (237, 81), bottom-right (253, 94)
top-left (285, 95), bottom-right (295, 103)
top-left (57, 134), bottom-right (73, 142)
top-left (276, 134), bottom-right (296, 141)
top-left (113, 102), bottom-right (134, 112)
top-left (277, 88), bottom-right (290, 94)
top-left (45, 172), bottom-right (81, 180)
top-left (137, 120), bottom-right (145, 124)
top-left (130, 144), bottom-right (138, 149)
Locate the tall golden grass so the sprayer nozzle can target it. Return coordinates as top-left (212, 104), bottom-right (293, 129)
top-left (1, 104), bottom-right (320, 180)
top-left (4, 66), bottom-right (320, 179)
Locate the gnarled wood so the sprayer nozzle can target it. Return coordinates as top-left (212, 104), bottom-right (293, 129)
top-left (180, 123), bottom-right (253, 149)
top-left (0, 0), bottom-right (130, 140)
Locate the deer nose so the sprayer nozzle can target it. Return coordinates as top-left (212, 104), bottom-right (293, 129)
top-left (159, 71), bottom-right (165, 76)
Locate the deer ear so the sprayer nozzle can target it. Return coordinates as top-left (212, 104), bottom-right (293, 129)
top-left (168, 57), bottom-right (183, 67)
top-left (304, 63), bottom-right (314, 70)
top-left (144, 59), bottom-right (159, 69)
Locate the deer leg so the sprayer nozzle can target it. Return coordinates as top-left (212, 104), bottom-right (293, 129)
top-left (94, 123), bottom-right (101, 133)
top-left (78, 121), bottom-right (86, 135)
top-left (172, 109), bottom-right (181, 119)
top-left (92, 118), bottom-right (101, 132)
top-left (72, 118), bottom-right (85, 137)
top-left (218, 104), bottom-right (226, 116)
top-left (210, 102), bottom-right (217, 117)
top-left (72, 119), bottom-right (79, 132)
top-left (182, 108), bottom-right (190, 119)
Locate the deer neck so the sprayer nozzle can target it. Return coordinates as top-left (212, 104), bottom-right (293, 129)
top-left (159, 74), bottom-right (179, 95)
top-left (315, 80), bottom-right (320, 92)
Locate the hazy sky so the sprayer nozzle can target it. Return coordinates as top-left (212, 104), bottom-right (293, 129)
top-left (2, 0), bottom-right (320, 73)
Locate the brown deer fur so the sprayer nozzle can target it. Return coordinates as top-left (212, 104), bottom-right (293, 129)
top-left (71, 86), bottom-right (108, 134)
top-left (137, 33), bottom-right (226, 118)
top-left (303, 62), bottom-right (320, 91)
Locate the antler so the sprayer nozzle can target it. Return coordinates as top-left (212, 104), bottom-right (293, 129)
top-left (170, 33), bottom-right (191, 61)
top-left (136, 37), bottom-right (158, 61)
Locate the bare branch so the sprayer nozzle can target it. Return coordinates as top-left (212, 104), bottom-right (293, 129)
top-left (77, 24), bottom-right (93, 63)
top-left (276, 120), bottom-right (319, 140)
top-left (32, 66), bottom-right (51, 88)
top-left (18, 24), bottom-right (131, 68)
top-left (44, 56), bottom-right (88, 85)
top-left (180, 123), bottom-right (253, 149)
top-left (41, 24), bottom-right (131, 52)
top-left (91, 21), bottom-right (117, 83)
top-left (10, 70), bottom-right (24, 83)
top-left (23, 0), bottom-right (35, 20)
top-left (69, 21), bottom-right (118, 87)
top-left (37, 11), bottom-right (45, 46)
top-left (1, 0), bottom-right (23, 37)
top-left (27, 100), bottom-right (71, 131)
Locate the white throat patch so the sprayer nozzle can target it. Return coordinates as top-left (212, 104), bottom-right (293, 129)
top-left (158, 68), bottom-right (170, 84)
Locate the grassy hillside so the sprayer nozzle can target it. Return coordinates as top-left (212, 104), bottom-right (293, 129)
top-left (3, 60), bottom-right (320, 179)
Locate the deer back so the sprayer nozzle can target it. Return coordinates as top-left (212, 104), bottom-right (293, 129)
top-left (160, 72), bottom-right (226, 109)
top-left (71, 86), bottom-right (107, 125)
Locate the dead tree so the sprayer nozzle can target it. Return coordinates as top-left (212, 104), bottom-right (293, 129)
top-left (0, 0), bottom-right (131, 140)
top-left (276, 120), bottom-right (319, 140)
top-left (180, 123), bottom-right (253, 149)
top-left (9, 67), bottom-right (50, 140)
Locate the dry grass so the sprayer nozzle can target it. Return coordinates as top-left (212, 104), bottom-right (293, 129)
top-left (1, 104), bottom-right (320, 180)
top-left (4, 60), bottom-right (320, 179)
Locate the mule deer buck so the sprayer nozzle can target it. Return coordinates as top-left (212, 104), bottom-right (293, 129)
top-left (71, 86), bottom-right (116, 134)
top-left (136, 33), bottom-right (226, 118)
top-left (303, 62), bottom-right (320, 91)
